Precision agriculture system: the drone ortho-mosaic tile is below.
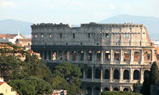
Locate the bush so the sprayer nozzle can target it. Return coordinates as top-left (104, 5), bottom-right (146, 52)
top-left (99, 91), bottom-right (142, 95)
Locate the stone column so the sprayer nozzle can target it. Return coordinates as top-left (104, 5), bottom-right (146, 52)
top-left (92, 67), bottom-right (94, 82)
top-left (101, 50), bottom-right (104, 64)
top-left (62, 50), bottom-right (65, 61)
top-left (100, 86), bottom-right (103, 92)
top-left (110, 49), bottom-right (114, 64)
top-left (110, 68), bottom-right (113, 82)
top-left (56, 50), bottom-right (59, 61)
top-left (91, 87), bottom-right (94, 95)
top-left (101, 69), bottom-right (103, 82)
top-left (46, 50), bottom-right (49, 60)
top-left (140, 50), bottom-right (144, 64)
top-left (76, 50), bottom-right (79, 61)
top-left (110, 85), bottom-right (113, 91)
top-left (84, 50), bottom-right (87, 62)
top-left (51, 50), bottom-right (53, 60)
top-left (83, 69), bottom-right (86, 81)
top-left (151, 49), bottom-right (155, 62)
top-left (103, 50), bottom-right (105, 64)
top-left (92, 50), bottom-right (95, 63)
top-left (140, 69), bottom-right (144, 83)
top-left (120, 50), bottom-right (124, 63)
top-left (42, 50), bottom-right (45, 60)
top-left (130, 50), bottom-right (134, 64)
top-left (69, 50), bottom-right (72, 62)
top-left (120, 68), bottom-right (123, 83)
top-left (129, 69), bottom-right (133, 83)
top-left (120, 86), bottom-right (123, 91)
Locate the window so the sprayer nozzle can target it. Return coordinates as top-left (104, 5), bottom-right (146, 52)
top-left (49, 33), bottom-right (52, 38)
top-left (41, 33), bottom-right (43, 38)
top-left (35, 34), bottom-right (37, 38)
top-left (88, 33), bottom-right (91, 38)
top-left (106, 33), bottom-right (109, 38)
top-left (125, 34), bottom-right (129, 38)
top-left (73, 33), bottom-right (75, 38)
top-left (60, 33), bottom-right (62, 38)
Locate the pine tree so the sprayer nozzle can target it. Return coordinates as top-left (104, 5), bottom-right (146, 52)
top-left (149, 61), bottom-right (159, 85)
top-left (140, 61), bottom-right (159, 95)
top-left (140, 76), bottom-right (150, 95)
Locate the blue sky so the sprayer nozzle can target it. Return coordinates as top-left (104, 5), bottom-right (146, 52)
top-left (0, 0), bottom-right (159, 24)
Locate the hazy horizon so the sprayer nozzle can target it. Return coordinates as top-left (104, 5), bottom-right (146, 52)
top-left (0, 0), bottom-right (159, 24)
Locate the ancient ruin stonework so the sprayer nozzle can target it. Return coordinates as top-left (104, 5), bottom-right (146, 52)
top-left (31, 22), bottom-right (155, 95)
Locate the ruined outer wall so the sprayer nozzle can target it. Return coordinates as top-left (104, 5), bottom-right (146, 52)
top-left (31, 23), bottom-right (152, 47)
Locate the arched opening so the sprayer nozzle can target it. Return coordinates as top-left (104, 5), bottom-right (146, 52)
top-left (97, 51), bottom-right (101, 61)
top-left (88, 50), bottom-right (92, 61)
top-left (104, 69), bottom-right (110, 79)
top-left (105, 50), bottom-right (110, 61)
top-left (86, 87), bottom-right (91, 95)
top-left (104, 87), bottom-right (109, 91)
top-left (80, 51), bottom-right (84, 61)
top-left (113, 87), bottom-right (119, 91)
top-left (53, 51), bottom-right (57, 60)
top-left (123, 70), bottom-right (129, 80)
top-left (95, 69), bottom-right (101, 79)
top-left (48, 50), bottom-right (51, 60)
top-left (123, 88), bottom-right (129, 91)
top-left (44, 50), bottom-right (47, 60)
top-left (144, 70), bottom-right (150, 79)
top-left (94, 87), bottom-right (100, 95)
top-left (58, 50), bottom-right (62, 60)
top-left (113, 69), bottom-right (120, 79)
top-left (72, 50), bottom-right (76, 61)
top-left (133, 70), bottom-right (140, 80)
top-left (86, 68), bottom-right (92, 79)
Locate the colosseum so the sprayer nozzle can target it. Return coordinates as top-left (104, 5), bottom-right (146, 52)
top-left (31, 22), bottom-right (156, 95)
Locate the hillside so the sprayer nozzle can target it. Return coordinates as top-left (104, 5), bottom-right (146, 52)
top-left (0, 19), bottom-right (33, 37)
top-left (0, 15), bottom-right (159, 40)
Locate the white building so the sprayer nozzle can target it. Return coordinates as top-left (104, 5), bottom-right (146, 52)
top-left (152, 41), bottom-right (159, 47)
top-left (0, 32), bottom-right (24, 44)
top-left (0, 77), bottom-right (17, 95)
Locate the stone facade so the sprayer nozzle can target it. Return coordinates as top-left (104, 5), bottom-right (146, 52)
top-left (31, 22), bottom-right (155, 95)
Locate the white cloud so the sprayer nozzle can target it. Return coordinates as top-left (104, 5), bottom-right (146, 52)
top-left (109, 3), bottom-right (115, 10)
top-left (0, 0), bottom-right (16, 8)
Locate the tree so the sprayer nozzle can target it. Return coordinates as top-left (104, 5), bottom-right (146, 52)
top-left (140, 61), bottom-right (159, 95)
top-left (140, 76), bottom-right (150, 95)
top-left (52, 62), bottom-right (82, 95)
top-left (8, 77), bottom-right (52, 95)
top-left (149, 61), bottom-right (159, 85)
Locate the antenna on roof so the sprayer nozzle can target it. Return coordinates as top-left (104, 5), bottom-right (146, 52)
top-left (18, 31), bottom-right (20, 35)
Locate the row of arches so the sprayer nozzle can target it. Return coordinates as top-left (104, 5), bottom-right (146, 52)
top-left (85, 86), bottom-right (130, 95)
top-left (82, 68), bottom-right (149, 80)
top-left (38, 49), bottom-right (153, 63)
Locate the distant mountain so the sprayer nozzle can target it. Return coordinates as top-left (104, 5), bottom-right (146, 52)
top-left (100, 14), bottom-right (159, 41)
top-left (0, 19), bottom-right (33, 38)
top-left (1, 15), bottom-right (159, 40)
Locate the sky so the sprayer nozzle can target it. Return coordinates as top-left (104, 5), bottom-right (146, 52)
top-left (0, 0), bottom-right (159, 24)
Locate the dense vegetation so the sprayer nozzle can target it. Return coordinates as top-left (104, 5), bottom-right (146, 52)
top-left (52, 62), bottom-right (82, 95)
top-left (99, 91), bottom-right (142, 95)
top-left (140, 61), bottom-right (159, 95)
top-left (0, 43), bottom-right (82, 95)
top-left (8, 77), bottom-right (52, 95)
